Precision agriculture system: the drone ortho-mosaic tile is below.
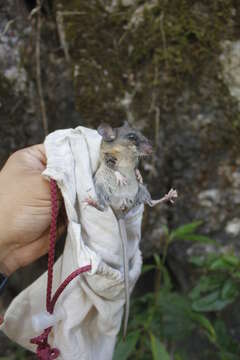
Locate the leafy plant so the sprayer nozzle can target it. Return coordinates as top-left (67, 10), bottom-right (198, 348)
top-left (113, 331), bottom-right (140, 360)
top-left (190, 253), bottom-right (240, 312)
top-left (149, 333), bottom-right (170, 360)
top-left (169, 221), bottom-right (216, 244)
top-left (113, 221), bottom-right (240, 360)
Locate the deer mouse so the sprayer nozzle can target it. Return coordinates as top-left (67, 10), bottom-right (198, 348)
top-left (85, 121), bottom-right (177, 338)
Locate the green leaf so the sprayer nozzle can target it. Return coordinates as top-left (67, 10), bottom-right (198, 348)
top-left (214, 319), bottom-right (232, 350)
top-left (181, 234), bottom-right (216, 244)
top-left (170, 221), bottom-right (202, 240)
top-left (214, 319), bottom-right (240, 356)
top-left (191, 313), bottom-right (216, 342)
top-left (161, 265), bottom-right (173, 291)
top-left (174, 355), bottom-right (184, 360)
top-left (113, 331), bottom-right (140, 360)
top-left (222, 255), bottom-right (239, 267)
top-left (189, 275), bottom-right (221, 301)
top-left (219, 352), bottom-right (240, 360)
top-left (209, 258), bottom-right (229, 271)
top-left (191, 253), bottom-right (239, 271)
top-left (149, 333), bottom-right (170, 360)
top-left (162, 224), bottom-right (169, 236)
top-left (157, 293), bottom-right (195, 339)
top-left (141, 264), bottom-right (156, 274)
top-left (221, 279), bottom-right (239, 301)
top-left (210, 256), bottom-right (239, 271)
top-left (232, 271), bottom-right (240, 279)
top-left (190, 255), bottom-right (206, 267)
top-left (153, 253), bottom-right (161, 267)
top-left (192, 290), bottom-right (233, 312)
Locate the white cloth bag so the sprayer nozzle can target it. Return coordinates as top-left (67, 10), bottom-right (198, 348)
top-left (0, 126), bottom-right (143, 360)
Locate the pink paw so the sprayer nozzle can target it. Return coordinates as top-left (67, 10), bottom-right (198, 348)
top-left (83, 196), bottom-right (99, 209)
top-left (135, 168), bottom-right (143, 184)
top-left (165, 189), bottom-right (178, 203)
top-left (115, 171), bottom-right (127, 186)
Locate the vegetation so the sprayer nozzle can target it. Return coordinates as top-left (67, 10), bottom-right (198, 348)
top-left (2, 222), bottom-right (240, 359)
top-left (114, 222), bottom-right (240, 360)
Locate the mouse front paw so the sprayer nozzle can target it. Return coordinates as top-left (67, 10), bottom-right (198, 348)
top-left (148, 188), bottom-right (178, 207)
top-left (164, 188), bottom-right (178, 204)
top-left (135, 168), bottom-right (143, 184)
top-left (115, 171), bottom-right (127, 186)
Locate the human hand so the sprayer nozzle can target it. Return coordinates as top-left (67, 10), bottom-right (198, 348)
top-left (0, 145), bottom-right (65, 276)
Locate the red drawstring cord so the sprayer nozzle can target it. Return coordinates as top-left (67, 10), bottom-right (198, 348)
top-left (30, 179), bottom-right (91, 359)
top-left (47, 178), bottom-right (58, 314)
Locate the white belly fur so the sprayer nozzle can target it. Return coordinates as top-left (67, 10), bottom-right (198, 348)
top-left (95, 165), bottom-right (139, 212)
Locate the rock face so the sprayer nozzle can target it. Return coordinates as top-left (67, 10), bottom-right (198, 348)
top-left (0, 0), bottom-right (80, 168)
top-left (220, 40), bottom-right (240, 108)
top-left (1, 0), bottom-right (240, 356)
top-left (1, 0), bottom-right (240, 282)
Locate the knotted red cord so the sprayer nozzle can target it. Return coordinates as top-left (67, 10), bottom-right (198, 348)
top-left (30, 179), bottom-right (91, 359)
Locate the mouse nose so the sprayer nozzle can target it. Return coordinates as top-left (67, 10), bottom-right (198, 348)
top-left (142, 141), bottom-right (153, 155)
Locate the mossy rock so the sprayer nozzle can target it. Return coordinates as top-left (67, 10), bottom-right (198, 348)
top-left (53, 0), bottom-right (240, 138)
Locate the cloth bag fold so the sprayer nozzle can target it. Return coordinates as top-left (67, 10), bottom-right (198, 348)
top-left (0, 126), bottom-right (143, 360)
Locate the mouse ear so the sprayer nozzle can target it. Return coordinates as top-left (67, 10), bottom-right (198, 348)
top-left (97, 123), bottom-right (116, 141)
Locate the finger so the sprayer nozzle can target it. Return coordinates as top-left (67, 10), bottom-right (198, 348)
top-left (23, 144), bottom-right (47, 171)
top-left (32, 144), bottom-right (47, 165)
top-left (29, 144), bottom-right (47, 166)
top-left (30, 145), bottom-right (64, 202)
top-left (11, 219), bottom-right (66, 272)
top-left (9, 231), bottom-right (55, 273)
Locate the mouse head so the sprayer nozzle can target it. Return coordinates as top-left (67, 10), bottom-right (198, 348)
top-left (97, 121), bottom-right (153, 157)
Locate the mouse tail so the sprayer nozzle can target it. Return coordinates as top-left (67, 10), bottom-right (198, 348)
top-left (118, 218), bottom-right (130, 341)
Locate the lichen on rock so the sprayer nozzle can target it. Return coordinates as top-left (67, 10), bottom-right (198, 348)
top-left (220, 40), bottom-right (240, 109)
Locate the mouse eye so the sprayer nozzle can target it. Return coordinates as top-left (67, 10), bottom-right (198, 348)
top-left (127, 133), bottom-right (137, 142)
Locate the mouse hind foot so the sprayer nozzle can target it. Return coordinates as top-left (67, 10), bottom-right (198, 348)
top-left (83, 196), bottom-right (106, 211)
